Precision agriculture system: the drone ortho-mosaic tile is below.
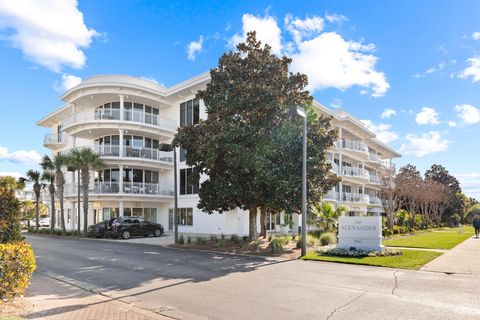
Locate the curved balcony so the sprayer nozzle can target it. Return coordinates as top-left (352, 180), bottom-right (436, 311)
top-left (341, 193), bottom-right (370, 204)
top-left (381, 162), bottom-right (396, 172)
top-left (61, 109), bottom-right (177, 137)
top-left (339, 166), bottom-right (370, 182)
top-left (43, 133), bottom-right (68, 150)
top-left (334, 140), bottom-right (369, 158)
top-left (367, 153), bottom-right (381, 162)
top-left (323, 190), bottom-right (339, 201)
top-left (64, 182), bottom-right (174, 198)
top-left (94, 145), bottom-right (173, 166)
top-left (369, 196), bottom-right (383, 206)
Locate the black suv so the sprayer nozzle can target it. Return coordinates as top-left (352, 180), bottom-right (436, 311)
top-left (107, 216), bottom-right (164, 239)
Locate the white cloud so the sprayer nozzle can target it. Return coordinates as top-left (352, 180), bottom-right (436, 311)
top-left (54, 74), bottom-right (81, 92)
top-left (400, 131), bottom-right (449, 157)
top-left (414, 61), bottom-right (446, 78)
top-left (381, 108), bottom-right (396, 119)
top-left (290, 32), bottom-right (389, 97)
top-left (229, 13), bottom-right (389, 97)
top-left (473, 32), bottom-right (480, 40)
top-left (0, 171), bottom-right (23, 179)
top-left (360, 120), bottom-right (399, 144)
top-left (459, 57), bottom-right (480, 82)
top-left (230, 13), bottom-right (282, 55)
top-left (455, 104), bottom-right (480, 124)
top-left (455, 173), bottom-right (480, 199)
top-left (0, 0), bottom-right (98, 72)
top-left (285, 14), bottom-right (324, 43)
top-left (448, 120), bottom-right (457, 127)
top-left (415, 107), bottom-right (440, 125)
top-left (325, 13), bottom-right (348, 24)
top-left (187, 35), bottom-right (204, 61)
top-left (0, 145), bottom-right (41, 164)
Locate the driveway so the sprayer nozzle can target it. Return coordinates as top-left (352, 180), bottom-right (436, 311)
top-left (26, 234), bottom-right (480, 320)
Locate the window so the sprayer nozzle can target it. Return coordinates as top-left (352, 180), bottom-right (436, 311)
top-left (180, 98), bottom-right (200, 127)
top-left (180, 168), bottom-right (199, 195)
top-left (67, 209), bottom-right (71, 223)
top-left (179, 208), bottom-right (193, 226)
top-left (144, 208), bottom-right (157, 223)
top-left (180, 148), bottom-right (187, 162)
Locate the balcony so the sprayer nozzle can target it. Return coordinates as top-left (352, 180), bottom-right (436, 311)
top-left (65, 182), bottom-right (174, 197)
top-left (323, 190), bottom-right (339, 201)
top-left (94, 145), bottom-right (173, 164)
top-left (369, 175), bottom-right (381, 185)
top-left (341, 193), bottom-right (370, 204)
top-left (61, 109), bottom-right (177, 134)
top-left (369, 196), bottom-right (383, 206)
top-left (381, 162), bottom-right (396, 172)
top-left (43, 133), bottom-right (68, 149)
top-left (334, 140), bottom-right (369, 154)
top-left (339, 166), bottom-right (370, 181)
top-left (368, 153), bottom-right (381, 162)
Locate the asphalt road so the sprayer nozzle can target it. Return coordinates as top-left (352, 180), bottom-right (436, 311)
top-left (27, 234), bottom-right (480, 320)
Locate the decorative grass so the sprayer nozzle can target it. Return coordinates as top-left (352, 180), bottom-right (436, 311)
top-left (302, 249), bottom-right (442, 270)
top-left (384, 227), bottom-right (474, 250)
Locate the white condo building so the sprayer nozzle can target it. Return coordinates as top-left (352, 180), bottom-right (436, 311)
top-left (38, 73), bottom-right (400, 236)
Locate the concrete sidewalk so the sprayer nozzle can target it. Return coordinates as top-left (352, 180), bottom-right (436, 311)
top-left (421, 235), bottom-right (480, 274)
top-left (21, 274), bottom-right (170, 320)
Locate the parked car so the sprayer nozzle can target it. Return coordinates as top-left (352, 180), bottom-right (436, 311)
top-left (39, 217), bottom-right (50, 227)
top-left (106, 216), bottom-right (164, 239)
top-left (87, 220), bottom-right (108, 238)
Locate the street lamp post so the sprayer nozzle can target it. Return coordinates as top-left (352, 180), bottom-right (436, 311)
top-left (290, 106), bottom-right (307, 257)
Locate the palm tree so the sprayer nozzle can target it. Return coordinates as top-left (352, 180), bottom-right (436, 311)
top-left (310, 202), bottom-right (347, 231)
top-left (66, 147), bottom-right (105, 234)
top-left (41, 171), bottom-right (56, 232)
top-left (19, 170), bottom-right (44, 231)
top-left (41, 154), bottom-right (67, 234)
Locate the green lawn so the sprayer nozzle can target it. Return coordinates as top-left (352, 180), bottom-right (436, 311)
top-left (302, 249), bottom-right (442, 270)
top-left (384, 227), bottom-right (474, 250)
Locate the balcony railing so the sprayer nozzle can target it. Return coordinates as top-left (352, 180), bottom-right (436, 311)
top-left (323, 190), bottom-right (339, 201)
top-left (94, 145), bottom-right (120, 157)
top-left (369, 196), bottom-right (382, 205)
top-left (368, 153), bottom-right (381, 162)
top-left (369, 175), bottom-right (381, 185)
top-left (62, 109), bottom-right (177, 132)
top-left (44, 133), bottom-right (67, 146)
top-left (334, 140), bottom-right (369, 153)
top-left (123, 146), bottom-right (173, 163)
top-left (65, 182), bottom-right (174, 196)
top-left (339, 166), bottom-right (370, 179)
top-left (381, 162), bottom-right (396, 171)
top-left (341, 193), bottom-right (370, 203)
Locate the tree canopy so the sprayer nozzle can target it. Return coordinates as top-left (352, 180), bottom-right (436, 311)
top-left (174, 31), bottom-right (339, 239)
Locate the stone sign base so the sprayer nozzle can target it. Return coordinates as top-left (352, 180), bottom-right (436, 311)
top-left (337, 216), bottom-right (384, 251)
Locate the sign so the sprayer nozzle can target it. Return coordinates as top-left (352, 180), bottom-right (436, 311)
top-left (337, 216), bottom-right (383, 251)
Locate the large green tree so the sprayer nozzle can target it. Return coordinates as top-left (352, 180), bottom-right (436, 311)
top-left (41, 154), bottom-right (67, 234)
top-left (67, 147), bottom-right (105, 234)
top-left (174, 32), bottom-right (338, 240)
top-left (0, 176), bottom-right (23, 242)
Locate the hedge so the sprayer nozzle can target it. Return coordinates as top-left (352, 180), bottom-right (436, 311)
top-left (0, 242), bottom-right (36, 303)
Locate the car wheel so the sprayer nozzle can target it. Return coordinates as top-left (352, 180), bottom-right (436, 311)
top-left (122, 230), bottom-right (131, 239)
top-left (153, 228), bottom-right (162, 237)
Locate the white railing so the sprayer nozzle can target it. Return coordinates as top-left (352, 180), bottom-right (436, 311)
top-left (62, 109), bottom-right (176, 131)
top-left (369, 196), bottom-right (382, 205)
top-left (327, 160), bottom-right (339, 173)
top-left (382, 162), bottom-right (396, 172)
top-left (44, 133), bottom-right (67, 145)
top-left (123, 146), bottom-right (173, 163)
top-left (368, 153), bottom-right (381, 162)
top-left (334, 140), bottom-right (369, 153)
top-left (341, 193), bottom-right (370, 203)
top-left (340, 166), bottom-right (370, 179)
top-left (94, 145), bottom-right (120, 157)
top-left (323, 190), bottom-right (339, 201)
top-left (65, 182), bottom-right (173, 196)
top-left (369, 175), bottom-right (381, 184)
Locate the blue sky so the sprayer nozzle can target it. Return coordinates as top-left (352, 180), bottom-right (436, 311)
top-left (0, 0), bottom-right (479, 199)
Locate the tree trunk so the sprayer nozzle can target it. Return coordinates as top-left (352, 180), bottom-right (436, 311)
top-left (56, 171), bottom-right (66, 234)
top-left (260, 207), bottom-right (267, 238)
top-left (35, 197), bottom-right (39, 231)
top-left (50, 185), bottom-right (56, 232)
top-left (388, 211), bottom-right (394, 232)
top-left (249, 206), bottom-right (258, 241)
top-left (81, 168), bottom-right (90, 234)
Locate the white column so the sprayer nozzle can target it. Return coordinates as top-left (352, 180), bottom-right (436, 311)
top-left (339, 153), bottom-right (343, 174)
top-left (119, 94), bottom-right (124, 120)
top-left (119, 165), bottom-right (123, 193)
top-left (119, 201), bottom-right (124, 217)
top-left (338, 127), bottom-right (343, 140)
top-left (119, 129), bottom-right (124, 158)
top-left (339, 181), bottom-right (343, 202)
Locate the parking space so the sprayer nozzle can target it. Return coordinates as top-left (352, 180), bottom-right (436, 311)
top-left (96, 231), bottom-right (174, 246)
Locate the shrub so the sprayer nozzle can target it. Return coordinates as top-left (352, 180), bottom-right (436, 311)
top-left (230, 234), bottom-right (239, 244)
top-left (268, 238), bottom-right (284, 254)
top-left (27, 226), bottom-right (35, 233)
top-left (178, 234), bottom-right (185, 245)
top-left (196, 237), bottom-right (206, 245)
top-left (382, 228), bottom-right (392, 237)
top-left (218, 238), bottom-right (224, 248)
top-left (187, 235), bottom-right (192, 244)
top-left (220, 233), bottom-right (225, 240)
top-left (251, 240), bottom-right (261, 251)
top-left (319, 247), bottom-right (402, 257)
top-left (0, 242), bottom-right (36, 302)
top-left (210, 235), bottom-right (218, 242)
top-left (55, 229), bottom-right (63, 236)
top-left (268, 234), bottom-right (273, 242)
top-left (308, 229), bottom-right (324, 239)
top-left (291, 234), bottom-right (297, 241)
top-left (320, 232), bottom-right (336, 246)
top-left (242, 236), bottom-right (249, 241)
